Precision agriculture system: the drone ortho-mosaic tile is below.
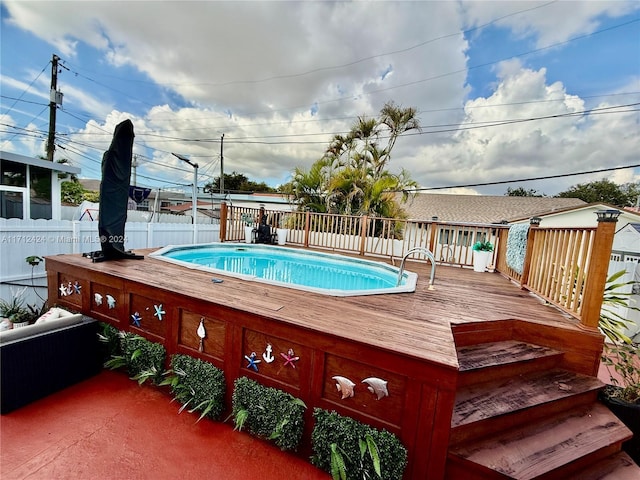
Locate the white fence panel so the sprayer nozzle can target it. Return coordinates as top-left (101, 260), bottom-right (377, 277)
top-left (0, 219), bottom-right (220, 291)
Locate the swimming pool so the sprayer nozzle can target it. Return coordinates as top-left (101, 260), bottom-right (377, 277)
top-left (150, 243), bottom-right (417, 296)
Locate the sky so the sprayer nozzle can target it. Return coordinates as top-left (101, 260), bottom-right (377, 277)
top-left (1, 1), bottom-right (639, 198)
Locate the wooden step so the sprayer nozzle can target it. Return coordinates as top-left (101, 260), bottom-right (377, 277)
top-left (457, 340), bottom-right (563, 386)
top-left (448, 403), bottom-right (632, 480)
top-left (573, 451), bottom-right (640, 480)
top-left (451, 369), bottom-right (604, 444)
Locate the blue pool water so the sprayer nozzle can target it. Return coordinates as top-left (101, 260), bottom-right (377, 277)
top-left (150, 243), bottom-right (417, 296)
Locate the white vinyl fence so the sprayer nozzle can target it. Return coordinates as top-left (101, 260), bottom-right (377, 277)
top-left (0, 218), bottom-right (220, 294)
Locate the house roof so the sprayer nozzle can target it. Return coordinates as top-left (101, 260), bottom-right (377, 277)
top-left (400, 193), bottom-right (586, 224)
top-left (1, 150), bottom-right (81, 175)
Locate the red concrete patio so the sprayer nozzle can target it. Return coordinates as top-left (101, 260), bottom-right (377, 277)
top-left (0, 370), bottom-right (329, 480)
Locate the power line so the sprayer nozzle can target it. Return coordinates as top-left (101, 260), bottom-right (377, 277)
top-left (401, 163), bottom-right (640, 193)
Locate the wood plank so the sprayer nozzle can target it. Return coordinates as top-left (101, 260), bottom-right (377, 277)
top-left (449, 403), bottom-right (632, 480)
top-left (452, 369), bottom-right (604, 428)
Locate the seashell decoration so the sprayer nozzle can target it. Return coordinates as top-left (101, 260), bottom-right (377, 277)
top-left (332, 375), bottom-right (355, 399)
top-left (362, 377), bottom-right (389, 400)
top-left (197, 318), bottom-right (206, 352)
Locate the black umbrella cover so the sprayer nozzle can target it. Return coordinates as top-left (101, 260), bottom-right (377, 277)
top-left (98, 119), bottom-right (136, 259)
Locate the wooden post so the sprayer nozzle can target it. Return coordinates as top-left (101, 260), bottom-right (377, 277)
top-left (520, 217), bottom-right (541, 289)
top-left (304, 210), bottom-right (311, 248)
top-left (428, 218), bottom-right (438, 255)
top-left (579, 210), bottom-right (620, 331)
top-left (219, 202), bottom-right (228, 242)
top-left (359, 215), bottom-right (368, 256)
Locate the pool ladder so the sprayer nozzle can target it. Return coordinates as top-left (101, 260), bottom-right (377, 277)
top-left (396, 247), bottom-right (436, 290)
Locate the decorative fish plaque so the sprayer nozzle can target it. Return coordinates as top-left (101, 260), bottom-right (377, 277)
top-left (332, 375), bottom-right (355, 399)
top-left (362, 377), bottom-right (389, 400)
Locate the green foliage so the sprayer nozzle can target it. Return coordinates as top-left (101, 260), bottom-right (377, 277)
top-left (204, 171), bottom-right (277, 194)
top-left (472, 241), bottom-right (494, 252)
top-left (102, 330), bottom-right (166, 385)
top-left (311, 409), bottom-right (407, 480)
top-left (61, 179), bottom-right (99, 205)
top-left (97, 322), bottom-right (121, 362)
top-left (0, 286), bottom-right (27, 317)
top-left (505, 187), bottom-right (545, 197)
top-left (160, 354), bottom-right (226, 422)
top-left (290, 101), bottom-right (419, 218)
top-left (600, 270), bottom-right (640, 404)
top-left (231, 377), bottom-right (306, 451)
top-left (556, 179), bottom-right (639, 207)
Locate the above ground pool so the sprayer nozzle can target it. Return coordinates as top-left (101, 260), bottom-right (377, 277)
top-left (150, 243), bottom-right (417, 296)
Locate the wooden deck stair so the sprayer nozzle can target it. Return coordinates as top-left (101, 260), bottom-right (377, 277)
top-left (446, 339), bottom-right (639, 479)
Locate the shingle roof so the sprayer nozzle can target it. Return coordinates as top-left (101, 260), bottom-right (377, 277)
top-left (399, 193), bottom-right (586, 224)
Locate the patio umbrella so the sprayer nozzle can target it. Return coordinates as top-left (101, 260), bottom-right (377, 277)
top-left (94, 119), bottom-right (143, 262)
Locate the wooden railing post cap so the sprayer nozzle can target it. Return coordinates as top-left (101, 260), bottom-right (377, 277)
top-left (595, 210), bottom-right (620, 222)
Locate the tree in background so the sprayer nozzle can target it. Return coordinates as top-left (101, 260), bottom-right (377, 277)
top-left (289, 101), bottom-right (420, 218)
top-left (556, 179), bottom-right (639, 207)
top-left (505, 187), bottom-right (545, 197)
top-left (204, 172), bottom-right (276, 194)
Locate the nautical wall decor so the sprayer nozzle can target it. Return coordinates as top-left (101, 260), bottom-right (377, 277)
top-left (262, 344), bottom-right (275, 363)
top-left (131, 311), bottom-right (142, 327)
top-left (94, 293), bottom-right (103, 306)
top-left (197, 318), bottom-right (206, 352)
top-left (106, 295), bottom-right (116, 309)
top-left (281, 348), bottom-right (300, 369)
top-left (245, 352), bottom-right (261, 371)
top-left (332, 376), bottom-right (356, 399)
top-left (362, 377), bottom-right (389, 400)
top-left (153, 304), bottom-right (165, 321)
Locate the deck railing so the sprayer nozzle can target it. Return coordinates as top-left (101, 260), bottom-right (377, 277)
top-left (220, 204), bottom-right (619, 331)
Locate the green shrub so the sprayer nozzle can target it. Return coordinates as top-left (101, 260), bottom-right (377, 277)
top-left (311, 408), bottom-right (407, 480)
top-left (97, 322), bottom-right (121, 362)
top-left (103, 330), bottom-right (166, 385)
top-left (161, 354), bottom-right (226, 421)
top-left (231, 377), bottom-right (306, 451)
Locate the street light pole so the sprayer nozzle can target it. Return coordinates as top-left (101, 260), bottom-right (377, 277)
top-left (172, 153), bottom-right (199, 244)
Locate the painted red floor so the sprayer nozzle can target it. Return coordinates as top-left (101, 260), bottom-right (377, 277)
top-left (0, 370), bottom-right (329, 480)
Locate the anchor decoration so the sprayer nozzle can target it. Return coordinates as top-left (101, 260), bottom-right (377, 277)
top-left (73, 281), bottom-right (82, 294)
top-left (362, 377), bottom-right (389, 400)
top-left (332, 376), bottom-right (356, 399)
top-left (153, 304), bottom-right (165, 321)
top-left (262, 344), bottom-right (275, 363)
top-left (106, 295), bottom-right (116, 309)
top-left (280, 348), bottom-right (300, 369)
top-left (197, 318), bottom-right (206, 352)
top-left (94, 293), bottom-right (103, 306)
top-left (131, 311), bottom-right (142, 327)
top-left (244, 352), bottom-right (261, 372)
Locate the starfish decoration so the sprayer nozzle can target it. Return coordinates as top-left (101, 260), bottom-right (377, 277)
top-left (73, 281), bottom-right (82, 294)
top-left (244, 352), bottom-right (261, 371)
top-left (59, 283), bottom-right (68, 296)
top-left (153, 304), bottom-right (165, 321)
top-left (280, 348), bottom-right (300, 369)
top-left (94, 293), bottom-right (103, 306)
top-left (106, 295), bottom-right (116, 309)
top-left (131, 312), bottom-right (142, 327)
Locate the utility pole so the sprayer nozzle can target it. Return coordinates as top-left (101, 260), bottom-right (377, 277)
top-left (132, 155), bottom-right (138, 186)
top-left (172, 153), bottom-right (199, 243)
top-left (220, 133), bottom-right (224, 195)
top-left (47, 54), bottom-right (62, 161)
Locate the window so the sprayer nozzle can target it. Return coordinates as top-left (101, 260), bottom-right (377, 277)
top-left (0, 190), bottom-right (23, 218)
top-left (1, 160), bottom-right (26, 187)
top-left (30, 166), bottom-right (52, 219)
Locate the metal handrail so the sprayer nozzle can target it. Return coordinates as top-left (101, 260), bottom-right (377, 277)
top-left (397, 247), bottom-right (436, 289)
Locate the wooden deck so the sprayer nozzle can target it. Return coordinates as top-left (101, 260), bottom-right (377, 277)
top-left (45, 248), bottom-right (615, 479)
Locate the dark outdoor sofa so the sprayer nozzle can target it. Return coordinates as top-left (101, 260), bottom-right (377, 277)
top-left (0, 315), bottom-right (102, 414)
